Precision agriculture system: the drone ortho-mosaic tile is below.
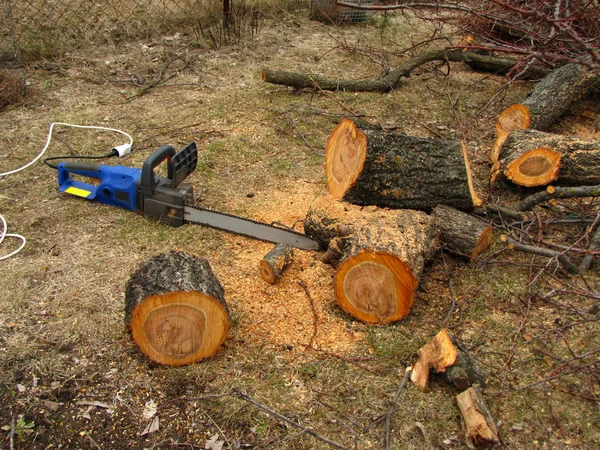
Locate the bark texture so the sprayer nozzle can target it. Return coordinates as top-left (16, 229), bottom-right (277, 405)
top-left (304, 195), bottom-right (438, 324)
top-left (432, 204), bottom-right (493, 259)
top-left (325, 118), bottom-right (480, 211)
top-left (500, 129), bottom-right (600, 186)
top-left (125, 250), bottom-right (229, 366)
top-left (521, 62), bottom-right (600, 132)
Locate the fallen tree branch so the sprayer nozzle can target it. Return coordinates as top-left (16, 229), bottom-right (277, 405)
top-left (519, 185), bottom-right (600, 211)
top-left (504, 237), bottom-right (583, 274)
top-left (263, 49), bottom-right (547, 93)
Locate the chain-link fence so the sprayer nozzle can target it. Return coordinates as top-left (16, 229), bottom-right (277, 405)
top-left (1, 0), bottom-right (307, 63)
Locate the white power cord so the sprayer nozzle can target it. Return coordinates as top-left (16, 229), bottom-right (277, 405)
top-left (0, 122), bottom-right (134, 260)
top-left (0, 214), bottom-right (26, 261)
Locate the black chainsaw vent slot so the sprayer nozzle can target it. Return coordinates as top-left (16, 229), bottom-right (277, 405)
top-left (171, 142), bottom-right (198, 187)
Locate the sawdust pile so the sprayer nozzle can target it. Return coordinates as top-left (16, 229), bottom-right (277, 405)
top-left (210, 181), bottom-right (367, 355)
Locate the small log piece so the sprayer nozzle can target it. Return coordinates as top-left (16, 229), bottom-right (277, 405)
top-left (304, 195), bottom-right (439, 324)
top-left (125, 250), bottom-right (229, 366)
top-left (259, 244), bottom-right (294, 284)
top-left (456, 385), bottom-right (500, 448)
top-left (325, 118), bottom-right (482, 212)
top-left (411, 329), bottom-right (488, 391)
top-left (499, 129), bottom-right (600, 187)
top-left (432, 204), bottom-right (493, 259)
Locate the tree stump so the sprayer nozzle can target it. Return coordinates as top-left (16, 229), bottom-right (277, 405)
top-left (499, 129), bottom-right (600, 187)
top-left (456, 385), bottom-right (500, 447)
top-left (325, 119), bottom-right (482, 211)
top-left (304, 195), bottom-right (439, 324)
top-left (124, 250), bottom-right (229, 366)
top-left (259, 244), bottom-right (294, 284)
top-left (432, 204), bottom-right (493, 259)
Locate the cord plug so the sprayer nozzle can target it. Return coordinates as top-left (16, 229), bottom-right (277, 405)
top-left (112, 143), bottom-right (132, 157)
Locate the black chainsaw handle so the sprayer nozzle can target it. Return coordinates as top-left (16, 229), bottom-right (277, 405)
top-left (140, 144), bottom-right (176, 196)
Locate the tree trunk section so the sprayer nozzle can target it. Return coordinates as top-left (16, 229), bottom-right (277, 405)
top-left (456, 385), bottom-right (500, 447)
top-left (432, 204), bottom-right (493, 259)
top-left (124, 250), bottom-right (229, 366)
top-left (259, 244), bottom-right (294, 284)
top-left (304, 195), bottom-right (438, 324)
top-left (490, 63), bottom-right (600, 183)
top-left (500, 129), bottom-right (600, 187)
top-left (325, 118), bottom-right (481, 211)
top-left (521, 62), bottom-right (600, 132)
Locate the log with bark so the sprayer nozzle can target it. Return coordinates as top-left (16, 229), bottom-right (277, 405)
top-left (490, 62), bottom-right (600, 182)
top-left (411, 329), bottom-right (488, 392)
top-left (124, 250), bottom-right (229, 366)
top-left (499, 129), bottom-right (600, 187)
top-left (259, 244), bottom-right (294, 284)
top-left (456, 385), bottom-right (500, 448)
top-left (304, 195), bottom-right (438, 324)
top-left (325, 118), bottom-right (482, 211)
top-left (432, 204), bottom-right (493, 259)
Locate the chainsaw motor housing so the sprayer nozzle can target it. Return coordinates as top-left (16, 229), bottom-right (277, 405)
top-left (57, 142), bottom-right (198, 226)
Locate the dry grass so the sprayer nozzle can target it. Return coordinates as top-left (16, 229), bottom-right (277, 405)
top-left (0, 8), bottom-right (599, 450)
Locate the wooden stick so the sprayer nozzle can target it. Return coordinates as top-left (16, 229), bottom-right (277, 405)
top-left (384, 367), bottom-right (412, 450)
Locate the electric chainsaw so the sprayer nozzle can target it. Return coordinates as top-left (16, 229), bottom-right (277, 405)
top-left (56, 142), bottom-right (319, 250)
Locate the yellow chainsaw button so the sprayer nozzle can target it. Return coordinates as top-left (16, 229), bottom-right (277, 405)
top-left (65, 186), bottom-right (92, 198)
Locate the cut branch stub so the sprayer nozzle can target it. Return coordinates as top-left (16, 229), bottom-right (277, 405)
top-left (259, 244), bottom-right (294, 284)
top-left (325, 119), bottom-right (481, 211)
top-left (125, 250), bottom-right (229, 366)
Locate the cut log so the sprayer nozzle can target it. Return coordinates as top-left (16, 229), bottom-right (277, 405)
top-left (456, 385), bottom-right (500, 448)
top-left (325, 118), bottom-right (482, 211)
top-left (432, 204), bottom-right (493, 259)
top-left (490, 63), bottom-right (600, 183)
top-left (259, 244), bottom-right (294, 284)
top-left (304, 195), bottom-right (438, 324)
top-left (411, 329), bottom-right (488, 391)
top-left (499, 129), bottom-right (600, 187)
top-left (520, 62), bottom-right (600, 132)
top-left (124, 250), bottom-right (229, 366)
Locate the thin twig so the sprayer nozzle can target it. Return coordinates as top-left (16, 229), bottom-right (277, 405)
top-left (231, 390), bottom-right (352, 450)
top-left (384, 367), bottom-right (412, 450)
top-left (297, 280), bottom-right (319, 349)
top-left (289, 113), bottom-right (324, 157)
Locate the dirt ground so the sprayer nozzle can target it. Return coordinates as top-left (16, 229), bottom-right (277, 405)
top-left (1, 8), bottom-right (599, 450)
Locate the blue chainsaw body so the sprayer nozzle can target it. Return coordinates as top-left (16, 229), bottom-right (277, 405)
top-left (58, 162), bottom-right (140, 211)
top-left (57, 143), bottom-right (198, 226)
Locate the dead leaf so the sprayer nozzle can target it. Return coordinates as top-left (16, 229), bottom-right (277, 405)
top-left (141, 416), bottom-right (159, 436)
top-left (142, 399), bottom-right (157, 419)
top-left (205, 433), bottom-right (224, 450)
